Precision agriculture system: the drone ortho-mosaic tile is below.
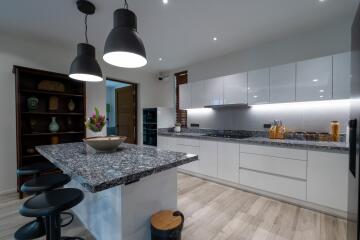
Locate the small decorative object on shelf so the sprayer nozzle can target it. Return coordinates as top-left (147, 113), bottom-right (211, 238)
top-left (174, 122), bottom-right (181, 133)
top-left (50, 136), bottom-right (60, 144)
top-left (26, 147), bottom-right (36, 155)
top-left (29, 118), bottom-right (38, 133)
top-left (66, 117), bottom-right (73, 130)
top-left (85, 107), bottom-right (106, 133)
top-left (49, 117), bottom-right (60, 133)
top-left (27, 96), bottom-right (39, 111)
top-left (38, 80), bottom-right (65, 92)
top-left (68, 99), bottom-right (76, 112)
top-left (48, 96), bottom-right (59, 111)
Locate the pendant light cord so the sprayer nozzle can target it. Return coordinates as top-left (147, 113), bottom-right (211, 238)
top-left (124, 0), bottom-right (129, 9)
top-left (84, 14), bottom-right (88, 44)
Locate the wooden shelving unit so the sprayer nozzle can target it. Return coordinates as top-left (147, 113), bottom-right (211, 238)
top-left (13, 65), bottom-right (86, 199)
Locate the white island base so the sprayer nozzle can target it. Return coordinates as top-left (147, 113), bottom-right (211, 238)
top-left (66, 168), bottom-right (178, 240)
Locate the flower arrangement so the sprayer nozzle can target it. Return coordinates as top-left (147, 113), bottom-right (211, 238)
top-left (85, 107), bottom-right (106, 132)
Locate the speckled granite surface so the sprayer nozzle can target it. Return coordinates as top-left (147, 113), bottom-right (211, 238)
top-left (158, 131), bottom-right (349, 153)
top-left (36, 142), bottom-right (198, 193)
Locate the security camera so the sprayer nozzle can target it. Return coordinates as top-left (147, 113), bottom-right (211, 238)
top-left (157, 72), bottom-right (169, 81)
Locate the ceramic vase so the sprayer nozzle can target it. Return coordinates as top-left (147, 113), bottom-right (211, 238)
top-left (49, 117), bottom-right (60, 133)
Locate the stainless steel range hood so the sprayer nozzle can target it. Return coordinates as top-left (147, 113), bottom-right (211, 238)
top-left (204, 103), bottom-right (250, 109)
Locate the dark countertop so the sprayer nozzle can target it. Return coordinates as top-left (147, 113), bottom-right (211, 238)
top-left (36, 142), bottom-right (198, 193)
top-left (158, 132), bottom-right (349, 153)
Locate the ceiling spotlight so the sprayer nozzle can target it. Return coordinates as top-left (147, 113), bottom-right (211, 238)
top-left (253, 95), bottom-right (258, 98)
top-left (163, 0), bottom-right (168, 4)
top-left (158, 57), bottom-right (163, 61)
top-left (320, 95), bottom-right (324, 98)
top-left (319, 89), bottom-right (324, 92)
top-left (313, 79), bottom-right (319, 82)
top-left (318, 0), bottom-right (326, 3)
top-left (213, 37), bottom-right (217, 41)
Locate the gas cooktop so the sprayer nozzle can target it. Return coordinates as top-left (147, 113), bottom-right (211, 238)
top-left (204, 133), bottom-right (251, 139)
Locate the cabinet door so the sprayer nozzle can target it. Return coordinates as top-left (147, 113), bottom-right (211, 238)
top-left (248, 68), bottom-right (270, 105)
top-left (223, 73), bottom-right (247, 105)
top-left (218, 142), bottom-right (239, 183)
top-left (177, 144), bottom-right (200, 172)
top-left (296, 56), bottom-right (332, 102)
top-left (157, 136), bottom-right (168, 149)
top-left (179, 84), bottom-right (191, 110)
top-left (333, 52), bottom-right (351, 99)
top-left (191, 81), bottom-right (206, 108)
top-left (307, 151), bottom-right (348, 211)
top-left (199, 140), bottom-right (218, 177)
top-left (270, 63), bottom-right (296, 103)
top-left (204, 78), bottom-right (224, 106)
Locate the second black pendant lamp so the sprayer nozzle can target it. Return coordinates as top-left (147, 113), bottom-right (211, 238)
top-left (69, 0), bottom-right (103, 82)
top-left (103, 0), bottom-right (147, 68)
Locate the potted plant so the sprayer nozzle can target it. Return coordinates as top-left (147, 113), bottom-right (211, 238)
top-left (85, 107), bottom-right (106, 135)
top-left (174, 122), bottom-right (181, 133)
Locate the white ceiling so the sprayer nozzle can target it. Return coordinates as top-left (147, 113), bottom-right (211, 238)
top-left (0, 0), bottom-right (358, 73)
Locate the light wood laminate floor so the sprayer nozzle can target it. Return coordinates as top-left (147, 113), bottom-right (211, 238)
top-left (0, 173), bottom-right (346, 240)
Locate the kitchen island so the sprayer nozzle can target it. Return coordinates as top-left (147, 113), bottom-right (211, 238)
top-left (36, 142), bottom-right (198, 240)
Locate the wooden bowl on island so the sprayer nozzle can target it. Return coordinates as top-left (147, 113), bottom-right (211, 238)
top-left (83, 136), bottom-right (127, 152)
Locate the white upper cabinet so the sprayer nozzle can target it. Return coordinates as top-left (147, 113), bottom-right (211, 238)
top-left (296, 56), bottom-right (332, 102)
top-left (190, 80), bottom-right (206, 108)
top-left (270, 63), bottom-right (296, 103)
top-left (179, 84), bottom-right (191, 110)
top-left (223, 73), bottom-right (248, 104)
top-left (333, 52), bottom-right (351, 99)
top-left (204, 77), bottom-right (224, 106)
top-left (248, 68), bottom-right (270, 105)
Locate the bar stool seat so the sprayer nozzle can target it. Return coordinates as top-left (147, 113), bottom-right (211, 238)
top-left (17, 162), bottom-right (56, 176)
top-left (21, 173), bottom-right (71, 195)
top-left (20, 188), bottom-right (84, 217)
top-left (20, 188), bottom-right (84, 240)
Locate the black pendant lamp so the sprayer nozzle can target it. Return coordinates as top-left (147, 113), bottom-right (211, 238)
top-left (69, 0), bottom-right (103, 82)
top-left (103, 0), bottom-right (147, 68)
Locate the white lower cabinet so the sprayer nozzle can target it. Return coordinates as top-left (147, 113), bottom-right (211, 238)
top-left (199, 140), bottom-right (218, 177)
top-left (307, 151), bottom-right (348, 211)
top-left (158, 135), bottom-right (349, 213)
top-left (239, 169), bottom-right (306, 200)
top-left (218, 142), bottom-right (240, 183)
top-left (239, 153), bottom-right (306, 180)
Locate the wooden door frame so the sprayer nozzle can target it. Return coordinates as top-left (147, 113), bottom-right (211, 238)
top-left (107, 77), bottom-right (138, 145)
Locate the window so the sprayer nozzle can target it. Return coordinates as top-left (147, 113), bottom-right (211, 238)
top-left (175, 71), bottom-right (188, 127)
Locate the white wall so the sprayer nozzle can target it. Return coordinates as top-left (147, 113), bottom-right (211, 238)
top-left (177, 20), bottom-right (352, 133)
top-left (0, 33), bottom-right (172, 193)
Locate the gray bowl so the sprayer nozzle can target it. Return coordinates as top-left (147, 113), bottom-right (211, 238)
top-left (83, 136), bottom-right (127, 152)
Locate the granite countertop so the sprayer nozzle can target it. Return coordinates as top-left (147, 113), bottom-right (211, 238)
top-left (36, 142), bottom-right (198, 193)
top-left (158, 132), bottom-right (349, 153)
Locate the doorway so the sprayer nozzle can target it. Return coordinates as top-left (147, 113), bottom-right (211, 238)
top-left (106, 79), bottom-right (137, 144)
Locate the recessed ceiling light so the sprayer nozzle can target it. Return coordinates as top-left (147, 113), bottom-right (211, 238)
top-left (318, 0), bottom-right (326, 3)
top-left (320, 95), bottom-right (324, 98)
top-left (253, 95), bottom-right (258, 98)
top-left (313, 79), bottom-right (319, 82)
top-left (319, 89), bottom-right (324, 92)
top-left (163, 0), bottom-right (168, 4)
top-left (158, 57), bottom-right (163, 61)
top-left (213, 37), bottom-right (217, 41)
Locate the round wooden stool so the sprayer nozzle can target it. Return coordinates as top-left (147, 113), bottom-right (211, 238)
top-left (151, 210), bottom-right (184, 240)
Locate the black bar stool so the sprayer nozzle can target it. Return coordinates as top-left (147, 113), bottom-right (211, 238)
top-left (19, 188), bottom-right (84, 240)
top-left (15, 167), bottom-right (73, 240)
top-left (17, 162), bottom-right (57, 178)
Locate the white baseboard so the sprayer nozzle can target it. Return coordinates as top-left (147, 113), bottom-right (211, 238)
top-left (178, 169), bottom-right (347, 219)
top-left (0, 188), bottom-right (17, 196)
